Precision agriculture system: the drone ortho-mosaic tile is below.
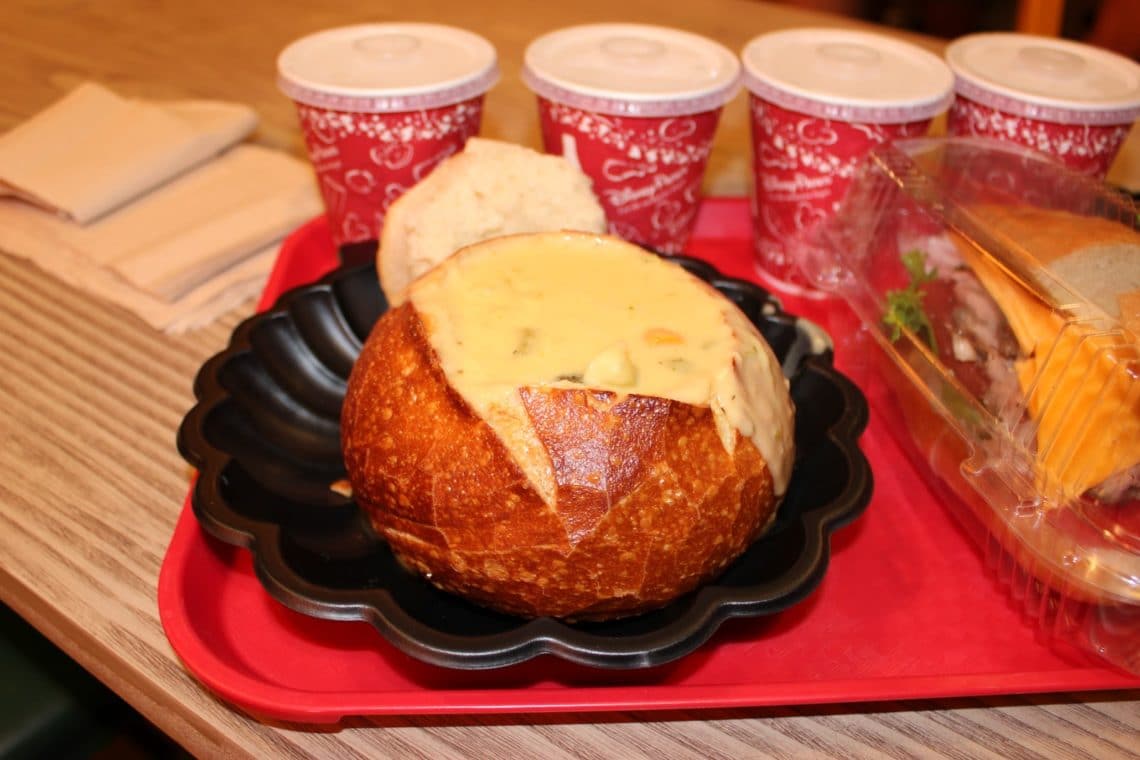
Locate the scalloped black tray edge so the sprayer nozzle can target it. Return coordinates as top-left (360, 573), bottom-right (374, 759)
top-left (176, 258), bottom-right (872, 670)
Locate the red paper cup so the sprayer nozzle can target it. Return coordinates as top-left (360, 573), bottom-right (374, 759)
top-left (946, 34), bottom-right (1140, 180)
top-left (742, 29), bottom-right (953, 298)
top-left (278, 24), bottom-right (498, 249)
top-left (747, 97), bottom-right (933, 295)
top-left (946, 96), bottom-right (1132, 178)
top-left (292, 99), bottom-right (485, 246)
top-left (524, 24), bottom-right (740, 254)
top-left (535, 98), bottom-right (721, 253)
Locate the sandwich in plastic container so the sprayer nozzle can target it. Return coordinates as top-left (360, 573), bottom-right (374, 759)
top-left (801, 137), bottom-right (1140, 674)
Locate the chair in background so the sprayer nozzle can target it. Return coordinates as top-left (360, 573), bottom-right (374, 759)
top-left (1017, 0), bottom-right (1065, 35)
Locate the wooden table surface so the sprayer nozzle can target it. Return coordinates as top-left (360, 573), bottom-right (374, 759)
top-left (1, 1), bottom-right (1138, 757)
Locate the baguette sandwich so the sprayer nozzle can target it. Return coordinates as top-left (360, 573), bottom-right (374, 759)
top-left (884, 204), bottom-right (1140, 511)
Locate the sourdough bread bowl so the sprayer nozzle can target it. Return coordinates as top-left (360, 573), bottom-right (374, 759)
top-left (342, 231), bottom-right (796, 620)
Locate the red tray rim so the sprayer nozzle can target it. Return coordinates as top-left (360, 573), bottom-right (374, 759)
top-left (159, 199), bottom-right (1140, 723)
top-left (159, 502), bottom-right (1139, 724)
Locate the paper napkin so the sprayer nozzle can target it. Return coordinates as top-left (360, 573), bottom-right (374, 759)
top-left (0, 82), bottom-right (258, 223)
top-left (0, 84), bottom-right (323, 332)
top-left (0, 144), bottom-right (320, 331)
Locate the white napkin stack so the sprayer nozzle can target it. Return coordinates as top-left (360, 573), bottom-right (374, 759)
top-left (0, 82), bottom-right (322, 332)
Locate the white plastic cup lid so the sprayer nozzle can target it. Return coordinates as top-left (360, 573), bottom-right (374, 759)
top-left (277, 23), bottom-right (499, 113)
top-left (741, 28), bottom-right (954, 123)
top-left (522, 23), bottom-right (741, 117)
top-left (946, 33), bottom-right (1140, 124)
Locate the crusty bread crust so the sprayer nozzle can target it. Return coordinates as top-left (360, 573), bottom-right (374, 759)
top-left (968, 204), bottom-right (1140, 322)
top-left (970, 204), bottom-right (1140, 265)
top-left (342, 302), bottom-right (778, 620)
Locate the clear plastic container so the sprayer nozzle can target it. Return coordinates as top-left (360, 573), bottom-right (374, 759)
top-left (802, 136), bottom-right (1140, 674)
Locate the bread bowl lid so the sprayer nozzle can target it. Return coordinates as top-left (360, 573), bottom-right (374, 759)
top-left (277, 23), bottom-right (499, 112)
top-left (946, 33), bottom-right (1140, 124)
top-left (740, 28), bottom-right (954, 123)
top-left (522, 23), bottom-right (741, 117)
top-left (802, 137), bottom-right (1140, 630)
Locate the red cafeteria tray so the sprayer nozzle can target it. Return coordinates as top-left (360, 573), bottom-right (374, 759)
top-left (158, 198), bottom-right (1140, 724)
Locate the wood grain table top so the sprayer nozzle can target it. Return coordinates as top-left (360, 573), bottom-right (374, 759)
top-left (1, 1), bottom-right (1137, 757)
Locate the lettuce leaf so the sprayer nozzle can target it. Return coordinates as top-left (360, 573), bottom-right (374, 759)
top-left (883, 249), bottom-right (938, 352)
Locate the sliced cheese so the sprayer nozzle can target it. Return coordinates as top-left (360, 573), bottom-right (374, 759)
top-left (1119, 290), bottom-right (1140, 336)
top-left (409, 231), bottom-right (796, 500)
top-left (954, 222), bottom-right (1140, 503)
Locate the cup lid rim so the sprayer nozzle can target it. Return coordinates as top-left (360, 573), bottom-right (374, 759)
top-left (522, 23), bottom-right (741, 117)
top-left (522, 65), bottom-right (740, 117)
top-left (276, 23), bottom-right (499, 112)
top-left (946, 33), bottom-right (1140, 122)
top-left (740, 28), bottom-right (955, 123)
top-left (742, 75), bottom-right (955, 124)
top-left (952, 77), bottom-right (1140, 124)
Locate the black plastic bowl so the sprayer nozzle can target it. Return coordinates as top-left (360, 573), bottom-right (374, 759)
top-left (177, 257), bottom-right (872, 669)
